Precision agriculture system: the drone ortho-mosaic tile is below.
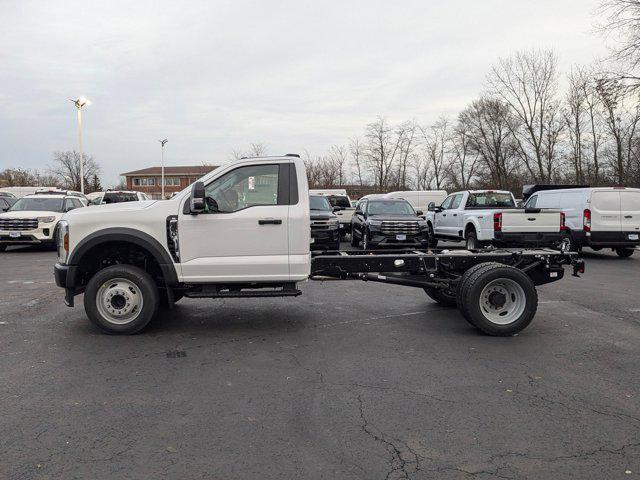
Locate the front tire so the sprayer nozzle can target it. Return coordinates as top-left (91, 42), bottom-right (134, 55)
top-left (615, 247), bottom-right (635, 258)
top-left (457, 263), bottom-right (537, 336)
top-left (350, 226), bottom-right (359, 247)
top-left (427, 224), bottom-right (438, 248)
top-left (465, 231), bottom-right (481, 250)
top-left (84, 264), bottom-right (159, 334)
top-left (362, 229), bottom-right (370, 250)
top-left (0, 245), bottom-right (6, 252)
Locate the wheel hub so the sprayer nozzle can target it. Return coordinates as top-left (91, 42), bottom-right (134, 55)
top-left (488, 291), bottom-right (506, 308)
top-left (96, 278), bottom-right (144, 324)
top-left (479, 278), bottom-right (527, 325)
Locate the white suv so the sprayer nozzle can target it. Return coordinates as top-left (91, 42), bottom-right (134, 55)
top-left (0, 193), bottom-right (85, 251)
top-left (86, 190), bottom-right (150, 205)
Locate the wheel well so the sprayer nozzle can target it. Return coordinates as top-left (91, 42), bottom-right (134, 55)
top-left (75, 241), bottom-right (166, 289)
top-left (464, 223), bottom-right (476, 237)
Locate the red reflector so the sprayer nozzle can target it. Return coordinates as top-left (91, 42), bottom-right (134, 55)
top-left (560, 212), bottom-right (568, 231)
top-left (493, 212), bottom-right (502, 231)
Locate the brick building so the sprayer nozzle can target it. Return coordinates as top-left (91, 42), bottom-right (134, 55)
top-left (121, 165), bottom-right (218, 199)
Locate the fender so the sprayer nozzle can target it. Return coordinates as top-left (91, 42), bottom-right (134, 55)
top-left (464, 218), bottom-right (484, 240)
top-left (67, 227), bottom-right (179, 286)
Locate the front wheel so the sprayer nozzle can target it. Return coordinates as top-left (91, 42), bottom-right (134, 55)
top-left (362, 229), bottom-right (370, 250)
top-left (84, 264), bottom-right (159, 334)
top-left (465, 231), bottom-right (481, 250)
top-left (427, 224), bottom-right (438, 248)
top-left (0, 245), bottom-right (6, 252)
top-left (457, 263), bottom-right (537, 336)
top-left (350, 226), bottom-right (359, 247)
top-left (615, 247), bottom-right (635, 258)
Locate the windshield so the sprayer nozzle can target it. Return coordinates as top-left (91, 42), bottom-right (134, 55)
top-left (310, 196), bottom-right (332, 211)
top-left (367, 200), bottom-right (415, 215)
top-left (466, 192), bottom-right (515, 209)
top-left (8, 197), bottom-right (64, 212)
top-left (327, 195), bottom-right (351, 208)
top-left (104, 192), bottom-right (139, 204)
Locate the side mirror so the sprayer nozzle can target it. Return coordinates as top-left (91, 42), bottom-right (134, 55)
top-left (427, 202), bottom-right (436, 211)
top-left (189, 181), bottom-right (206, 214)
top-left (416, 210), bottom-right (423, 216)
top-left (1, 207), bottom-right (8, 212)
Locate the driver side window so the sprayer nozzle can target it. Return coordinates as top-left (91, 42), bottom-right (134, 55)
top-left (204, 164), bottom-right (279, 213)
top-left (441, 196), bottom-right (454, 210)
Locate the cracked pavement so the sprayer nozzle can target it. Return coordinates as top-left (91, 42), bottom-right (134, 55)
top-left (0, 245), bottom-right (639, 479)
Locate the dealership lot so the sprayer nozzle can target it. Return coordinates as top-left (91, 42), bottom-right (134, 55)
top-left (1, 244), bottom-right (639, 480)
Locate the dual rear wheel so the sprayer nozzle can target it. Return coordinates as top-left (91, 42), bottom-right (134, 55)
top-left (425, 262), bottom-right (537, 336)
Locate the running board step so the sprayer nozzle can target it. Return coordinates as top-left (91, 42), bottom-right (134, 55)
top-left (184, 283), bottom-right (301, 299)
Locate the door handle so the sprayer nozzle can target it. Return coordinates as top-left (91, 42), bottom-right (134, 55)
top-left (625, 215), bottom-right (633, 219)
top-left (442, 214), bottom-right (447, 217)
top-left (452, 214), bottom-right (458, 217)
top-left (258, 219), bottom-right (282, 225)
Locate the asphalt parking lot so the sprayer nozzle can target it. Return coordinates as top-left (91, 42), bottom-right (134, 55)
top-left (1, 243), bottom-right (639, 480)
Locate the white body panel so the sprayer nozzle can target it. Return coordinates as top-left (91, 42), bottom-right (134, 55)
top-left (62, 156), bottom-right (311, 286)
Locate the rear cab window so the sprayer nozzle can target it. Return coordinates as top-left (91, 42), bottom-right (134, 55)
top-left (466, 192), bottom-right (515, 209)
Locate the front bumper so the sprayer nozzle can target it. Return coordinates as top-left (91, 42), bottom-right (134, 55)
top-left (54, 263), bottom-right (79, 307)
top-left (311, 229), bottom-right (340, 250)
top-left (493, 231), bottom-right (565, 247)
top-left (369, 232), bottom-right (429, 248)
top-left (0, 226), bottom-right (56, 245)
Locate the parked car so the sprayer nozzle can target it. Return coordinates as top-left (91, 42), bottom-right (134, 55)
top-left (382, 190), bottom-right (447, 214)
top-left (87, 190), bottom-right (150, 205)
top-left (0, 196), bottom-right (17, 212)
top-left (351, 198), bottom-right (428, 249)
top-left (523, 186), bottom-right (640, 257)
top-left (0, 193), bottom-right (85, 251)
top-left (309, 189), bottom-right (354, 238)
top-left (309, 195), bottom-right (340, 250)
top-left (34, 188), bottom-right (88, 205)
top-left (425, 190), bottom-right (566, 249)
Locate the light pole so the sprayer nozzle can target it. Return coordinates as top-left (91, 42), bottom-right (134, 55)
top-left (70, 97), bottom-right (91, 193)
top-left (159, 139), bottom-right (168, 198)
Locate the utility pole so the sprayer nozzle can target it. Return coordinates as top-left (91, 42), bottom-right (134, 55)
top-left (159, 139), bottom-right (168, 198)
top-left (70, 97), bottom-right (91, 193)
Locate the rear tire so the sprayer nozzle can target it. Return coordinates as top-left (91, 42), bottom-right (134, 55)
top-left (0, 245), bottom-right (6, 252)
top-left (458, 263), bottom-right (538, 336)
top-left (84, 264), bottom-right (159, 334)
top-left (615, 247), bottom-right (635, 258)
top-left (457, 262), bottom-right (502, 326)
top-left (424, 287), bottom-right (457, 307)
top-left (465, 231), bottom-right (482, 250)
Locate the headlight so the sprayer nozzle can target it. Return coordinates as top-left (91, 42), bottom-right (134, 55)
top-left (328, 218), bottom-right (340, 229)
top-left (57, 220), bottom-right (69, 264)
top-left (368, 219), bottom-right (383, 227)
top-left (37, 216), bottom-right (56, 223)
top-left (418, 220), bottom-right (428, 230)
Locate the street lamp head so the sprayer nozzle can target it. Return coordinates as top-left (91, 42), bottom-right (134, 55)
top-left (70, 97), bottom-right (91, 108)
top-left (159, 139), bottom-right (168, 146)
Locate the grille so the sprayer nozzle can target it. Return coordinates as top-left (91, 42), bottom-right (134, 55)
top-left (0, 218), bottom-right (38, 231)
top-left (380, 221), bottom-right (420, 236)
top-left (311, 220), bottom-right (333, 230)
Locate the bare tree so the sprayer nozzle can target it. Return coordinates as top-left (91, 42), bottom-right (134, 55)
top-left (488, 50), bottom-right (562, 182)
top-left (328, 145), bottom-right (348, 185)
top-left (459, 97), bottom-right (519, 190)
top-left (364, 117), bottom-right (403, 189)
top-left (599, 0), bottom-right (640, 90)
top-left (596, 79), bottom-right (640, 184)
top-left (349, 136), bottom-right (366, 186)
top-left (419, 117), bottom-right (452, 189)
top-left (229, 142), bottom-right (268, 161)
top-left (395, 120), bottom-right (418, 189)
top-left (49, 151), bottom-right (101, 192)
top-left (450, 119), bottom-right (480, 189)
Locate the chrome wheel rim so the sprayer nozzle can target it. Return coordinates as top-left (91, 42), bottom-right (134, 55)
top-left (96, 277), bottom-right (144, 325)
top-left (466, 236), bottom-right (476, 249)
top-left (479, 278), bottom-right (526, 325)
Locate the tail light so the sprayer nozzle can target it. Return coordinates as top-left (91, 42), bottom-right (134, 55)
top-left (493, 212), bottom-right (502, 232)
top-left (560, 212), bottom-right (568, 231)
top-left (583, 209), bottom-right (591, 232)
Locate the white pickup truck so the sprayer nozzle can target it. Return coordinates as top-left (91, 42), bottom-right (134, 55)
top-left (425, 190), bottom-right (566, 249)
top-left (53, 155), bottom-right (583, 337)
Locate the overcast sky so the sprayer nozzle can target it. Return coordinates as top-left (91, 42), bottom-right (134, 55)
top-left (1, 0), bottom-right (607, 185)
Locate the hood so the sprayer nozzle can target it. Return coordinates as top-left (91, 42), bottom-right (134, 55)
top-left (310, 211), bottom-right (336, 220)
top-left (0, 210), bottom-right (62, 219)
top-left (368, 214), bottom-right (422, 222)
top-left (71, 200), bottom-right (158, 215)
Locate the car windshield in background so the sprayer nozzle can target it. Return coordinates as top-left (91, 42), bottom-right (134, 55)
top-left (466, 192), bottom-right (515, 209)
top-left (310, 196), bottom-right (332, 211)
top-left (8, 197), bottom-right (64, 212)
top-left (103, 192), bottom-right (139, 203)
top-left (327, 195), bottom-right (351, 208)
top-left (367, 200), bottom-right (415, 215)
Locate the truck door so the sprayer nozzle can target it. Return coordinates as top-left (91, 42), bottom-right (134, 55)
top-left (178, 162), bottom-right (292, 282)
top-left (591, 190), bottom-right (622, 232)
top-left (434, 195), bottom-right (453, 236)
top-left (620, 190), bottom-right (640, 237)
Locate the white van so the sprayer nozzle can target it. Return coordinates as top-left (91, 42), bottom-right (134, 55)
top-left (524, 187), bottom-right (640, 257)
top-left (383, 190), bottom-right (448, 214)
